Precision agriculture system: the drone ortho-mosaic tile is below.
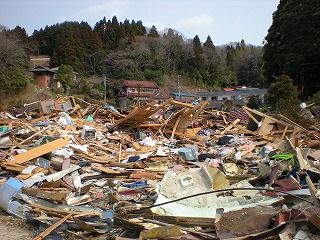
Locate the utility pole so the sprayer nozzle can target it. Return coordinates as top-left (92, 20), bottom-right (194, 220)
top-left (102, 74), bottom-right (107, 104)
top-left (176, 75), bottom-right (181, 101)
top-left (136, 81), bottom-right (142, 107)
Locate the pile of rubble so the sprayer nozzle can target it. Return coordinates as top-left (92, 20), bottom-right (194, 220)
top-left (0, 96), bottom-right (320, 239)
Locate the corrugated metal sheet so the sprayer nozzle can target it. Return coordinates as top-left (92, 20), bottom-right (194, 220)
top-left (226, 109), bottom-right (250, 124)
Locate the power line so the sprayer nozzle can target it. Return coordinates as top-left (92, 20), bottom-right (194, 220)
top-left (125, 187), bottom-right (320, 213)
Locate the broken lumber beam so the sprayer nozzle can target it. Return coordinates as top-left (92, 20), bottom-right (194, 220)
top-left (6, 137), bottom-right (70, 164)
top-left (22, 188), bottom-right (69, 203)
top-left (220, 118), bottom-right (240, 135)
top-left (170, 115), bottom-right (181, 140)
top-left (91, 163), bottom-right (121, 175)
top-left (305, 174), bottom-right (320, 205)
top-left (114, 217), bottom-right (145, 233)
top-left (176, 101), bottom-right (209, 133)
top-left (170, 99), bottom-right (196, 108)
top-left (34, 213), bottom-right (72, 240)
top-left (19, 125), bottom-right (52, 145)
top-left (127, 214), bottom-right (215, 227)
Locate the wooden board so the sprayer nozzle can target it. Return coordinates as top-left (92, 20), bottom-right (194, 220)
top-left (6, 137), bottom-right (70, 164)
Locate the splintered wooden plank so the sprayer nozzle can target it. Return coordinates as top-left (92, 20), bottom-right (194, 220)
top-left (306, 175), bottom-right (320, 205)
top-left (20, 125), bottom-right (52, 144)
top-left (22, 188), bottom-right (69, 203)
top-left (296, 147), bottom-right (308, 170)
top-left (170, 99), bottom-right (195, 108)
top-left (220, 118), bottom-right (240, 135)
top-left (242, 106), bottom-right (293, 136)
top-left (11, 138), bottom-right (28, 150)
top-left (140, 225), bottom-right (182, 239)
top-left (0, 119), bottom-right (21, 125)
top-left (91, 163), bottom-right (121, 175)
top-left (278, 114), bottom-right (310, 134)
top-left (170, 115), bottom-right (181, 140)
top-left (133, 99), bottom-right (174, 126)
top-left (242, 107), bottom-right (259, 124)
top-left (114, 100), bottom-right (158, 126)
top-left (113, 107), bottom-right (140, 126)
top-left (126, 214), bottom-right (215, 227)
top-left (176, 101), bottom-right (208, 133)
top-left (6, 137), bottom-right (70, 164)
top-left (34, 213), bottom-right (72, 240)
top-left (62, 158), bottom-right (73, 187)
top-left (257, 117), bottom-right (276, 136)
top-left (114, 217), bottom-right (145, 232)
top-left (70, 104), bottom-right (83, 118)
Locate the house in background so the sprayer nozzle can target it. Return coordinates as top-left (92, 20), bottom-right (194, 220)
top-left (30, 65), bottom-right (56, 88)
top-left (171, 92), bottom-right (196, 103)
top-left (117, 80), bottom-right (167, 107)
top-left (30, 65), bottom-right (79, 88)
top-left (198, 87), bottom-right (267, 108)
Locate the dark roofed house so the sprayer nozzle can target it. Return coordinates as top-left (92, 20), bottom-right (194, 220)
top-left (30, 65), bottom-right (56, 88)
top-left (117, 80), bottom-right (169, 107)
top-left (121, 80), bottom-right (159, 89)
top-left (30, 66), bottom-right (79, 89)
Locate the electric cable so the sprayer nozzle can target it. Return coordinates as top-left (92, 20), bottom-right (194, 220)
top-left (125, 187), bottom-right (320, 213)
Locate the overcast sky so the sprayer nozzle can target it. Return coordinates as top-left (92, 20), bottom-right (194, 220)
top-left (0, 0), bottom-right (280, 46)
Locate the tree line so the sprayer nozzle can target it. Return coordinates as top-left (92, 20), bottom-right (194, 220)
top-left (1, 16), bottom-right (264, 95)
top-left (1, 0), bottom-right (320, 117)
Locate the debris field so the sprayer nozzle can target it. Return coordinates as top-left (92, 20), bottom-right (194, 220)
top-left (0, 96), bottom-right (320, 239)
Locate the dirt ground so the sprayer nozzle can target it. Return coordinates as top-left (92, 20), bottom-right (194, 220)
top-left (0, 210), bottom-right (34, 240)
top-left (216, 206), bottom-right (279, 236)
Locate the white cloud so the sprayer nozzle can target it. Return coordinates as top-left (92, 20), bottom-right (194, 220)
top-left (173, 14), bottom-right (215, 39)
top-left (143, 21), bottom-right (166, 31)
top-left (75, 0), bottom-right (128, 20)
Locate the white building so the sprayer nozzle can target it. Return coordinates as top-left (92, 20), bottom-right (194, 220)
top-left (198, 87), bottom-right (267, 102)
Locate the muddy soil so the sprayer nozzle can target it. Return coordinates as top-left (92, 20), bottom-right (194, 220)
top-left (0, 210), bottom-right (34, 240)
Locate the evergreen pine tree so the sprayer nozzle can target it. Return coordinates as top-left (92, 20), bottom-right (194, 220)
top-left (263, 0), bottom-right (320, 98)
top-left (148, 25), bottom-right (159, 38)
top-left (193, 35), bottom-right (203, 55)
top-left (203, 35), bottom-right (215, 49)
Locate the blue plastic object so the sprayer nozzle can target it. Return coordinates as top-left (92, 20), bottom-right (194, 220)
top-left (178, 147), bottom-right (197, 161)
top-left (122, 181), bottom-right (148, 188)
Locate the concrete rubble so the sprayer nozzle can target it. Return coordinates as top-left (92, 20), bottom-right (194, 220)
top-left (0, 96), bottom-right (320, 239)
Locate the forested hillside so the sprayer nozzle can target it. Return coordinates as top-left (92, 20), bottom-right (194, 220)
top-left (1, 0), bottom-right (320, 112)
top-left (1, 16), bottom-right (264, 98)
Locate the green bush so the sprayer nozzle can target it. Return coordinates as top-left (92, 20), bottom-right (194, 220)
top-left (265, 74), bottom-right (300, 120)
